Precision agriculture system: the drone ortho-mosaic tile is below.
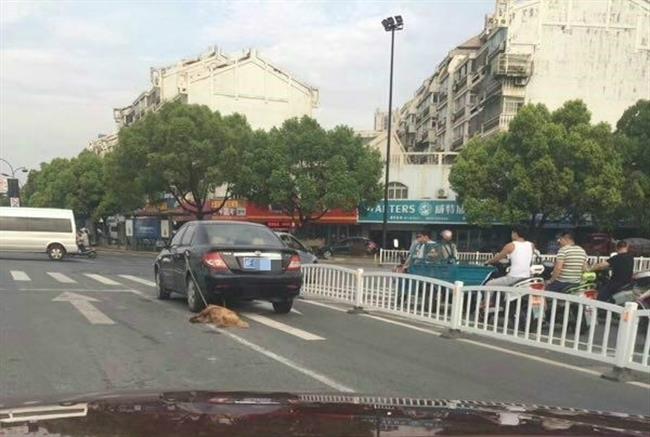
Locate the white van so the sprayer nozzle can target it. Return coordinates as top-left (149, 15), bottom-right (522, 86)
top-left (0, 207), bottom-right (78, 260)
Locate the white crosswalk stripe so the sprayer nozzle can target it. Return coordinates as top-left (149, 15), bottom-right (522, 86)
top-left (242, 314), bottom-right (325, 340)
top-left (10, 271), bottom-right (30, 281)
top-left (47, 272), bottom-right (77, 284)
top-left (84, 274), bottom-right (121, 285)
top-left (118, 275), bottom-right (156, 287)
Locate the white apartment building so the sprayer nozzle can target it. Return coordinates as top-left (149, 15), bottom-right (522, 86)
top-left (88, 47), bottom-right (319, 154)
top-left (398, 0), bottom-right (650, 152)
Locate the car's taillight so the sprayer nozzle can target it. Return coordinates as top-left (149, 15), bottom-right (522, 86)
top-left (287, 255), bottom-right (301, 271)
top-left (368, 242), bottom-right (377, 249)
top-left (202, 252), bottom-right (229, 272)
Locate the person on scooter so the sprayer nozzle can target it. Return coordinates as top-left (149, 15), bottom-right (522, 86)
top-left (77, 228), bottom-right (90, 252)
top-left (485, 225), bottom-right (535, 286)
top-left (398, 230), bottom-right (435, 273)
top-left (546, 231), bottom-right (587, 293)
top-left (440, 229), bottom-right (458, 263)
top-left (590, 240), bottom-right (634, 302)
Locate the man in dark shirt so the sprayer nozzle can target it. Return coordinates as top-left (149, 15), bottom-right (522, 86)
top-left (591, 240), bottom-right (634, 302)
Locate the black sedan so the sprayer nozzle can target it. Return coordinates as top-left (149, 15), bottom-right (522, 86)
top-left (154, 221), bottom-right (302, 313)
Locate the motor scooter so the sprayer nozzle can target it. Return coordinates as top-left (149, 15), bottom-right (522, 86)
top-left (72, 245), bottom-right (97, 259)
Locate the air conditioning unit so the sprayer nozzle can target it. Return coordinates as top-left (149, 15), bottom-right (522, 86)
top-left (437, 189), bottom-right (448, 199)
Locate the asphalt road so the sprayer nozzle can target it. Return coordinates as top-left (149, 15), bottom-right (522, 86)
top-left (1, 251), bottom-right (649, 415)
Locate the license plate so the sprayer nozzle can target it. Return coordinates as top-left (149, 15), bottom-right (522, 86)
top-left (243, 257), bottom-right (272, 271)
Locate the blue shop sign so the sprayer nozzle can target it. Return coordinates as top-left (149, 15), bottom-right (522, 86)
top-left (134, 218), bottom-right (161, 239)
top-left (359, 200), bottom-right (467, 224)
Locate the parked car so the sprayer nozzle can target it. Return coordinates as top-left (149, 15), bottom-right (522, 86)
top-left (275, 232), bottom-right (318, 264)
top-left (154, 221), bottom-right (302, 313)
top-left (318, 237), bottom-right (379, 258)
top-left (0, 207), bottom-right (79, 260)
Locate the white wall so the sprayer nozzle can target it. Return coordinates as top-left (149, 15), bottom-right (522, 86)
top-left (508, 0), bottom-right (650, 126)
top-left (387, 162), bottom-right (455, 200)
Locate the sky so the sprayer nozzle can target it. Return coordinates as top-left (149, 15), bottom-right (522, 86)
top-left (0, 0), bottom-right (494, 177)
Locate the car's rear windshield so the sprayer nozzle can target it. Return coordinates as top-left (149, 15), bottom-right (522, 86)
top-left (200, 224), bottom-right (283, 247)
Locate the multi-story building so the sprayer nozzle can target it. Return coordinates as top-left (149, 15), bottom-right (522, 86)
top-left (88, 47), bottom-right (319, 154)
top-left (398, 0), bottom-right (650, 152)
top-left (373, 108), bottom-right (399, 132)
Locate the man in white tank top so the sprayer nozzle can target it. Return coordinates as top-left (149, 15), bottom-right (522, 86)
top-left (485, 226), bottom-right (535, 286)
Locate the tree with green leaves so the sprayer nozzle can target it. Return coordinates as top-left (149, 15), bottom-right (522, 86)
top-left (449, 100), bottom-right (624, 234)
top-left (108, 102), bottom-right (253, 219)
top-left (615, 99), bottom-right (650, 234)
top-left (22, 151), bottom-right (108, 221)
top-left (238, 116), bottom-right (383, 227)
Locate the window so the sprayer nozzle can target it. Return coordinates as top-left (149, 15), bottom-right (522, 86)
top-left (170, 227), bottom-right (186, 246)
top-left (0, 217), bottom-right (72, 233)
top-left (201, 224), bottom-right (283, 247)
top-left (388, 182), bottom-right (408, 200)
top-left (180, 224), bottom-right (195, 246)
top-left (282, 235), bottom-right (308, 252)
top-left (504, 98), bottom-right (524, 114)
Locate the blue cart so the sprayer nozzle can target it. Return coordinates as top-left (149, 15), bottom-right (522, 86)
top-left (409, 260), bottom-right (496, 286)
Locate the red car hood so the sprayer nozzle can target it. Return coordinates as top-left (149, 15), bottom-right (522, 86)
top-left (1, 390), bottom-right (648, 436)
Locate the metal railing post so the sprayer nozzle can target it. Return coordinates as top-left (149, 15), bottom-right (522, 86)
top-left (602, 302), bottom-right (638, 382)
top-left (348, 268), bottom-right (368, 314)
top-left (443, 281), bottom-right (464, 338)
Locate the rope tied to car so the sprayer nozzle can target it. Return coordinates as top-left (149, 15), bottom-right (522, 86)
top-left (184, 251), bottom-right (209, 308)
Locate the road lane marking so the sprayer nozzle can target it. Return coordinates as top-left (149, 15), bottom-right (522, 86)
top-left (242, 314), bottom-right (324, 340)
top-left (118, 275), bottom-right (156, 287)
top-left (47, 272), bottom-right (77, 283)
top-left (361, 314), bottom-right (444, 336)
top-left (208, 325), bottom-right (353, 392)
top-left (302, 298), bottom-right (650, 388)
top-left (291, 309), bottom-right (303, 315)
top-left (19, 288), bottom-right (133, 293)
top-left (84, 274), bottom-right (120, 285)
top-left (10, 271), bottom-right (30, 281)
top-left (299, 299), bottom-right (348, 313)
top-left (52, 292), bottom-right (115, 325)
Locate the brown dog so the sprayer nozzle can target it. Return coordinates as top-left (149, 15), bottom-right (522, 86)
top-left (189, 305), bottom-right (249, 328)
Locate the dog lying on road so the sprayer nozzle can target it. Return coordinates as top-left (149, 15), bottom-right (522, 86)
top-left (189, 305), bottom-right (250, 328)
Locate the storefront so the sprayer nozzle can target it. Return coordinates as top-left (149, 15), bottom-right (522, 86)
top-left (358, 199), bottom-right (507, 251)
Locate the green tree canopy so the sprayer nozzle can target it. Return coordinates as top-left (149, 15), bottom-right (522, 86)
top-left (22, 151), bottom-right (108, 220)
top-left (108, 102), bottom-right (253, 219)
top-left (615, 99), bottom-right (650, 234)
top-left (449, 100), bottom-right (624, 233)
top-left (238, 116), bottom-right (383, 227)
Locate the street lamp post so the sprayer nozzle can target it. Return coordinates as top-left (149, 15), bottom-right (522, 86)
top-left (0, 158), bottom-right (28, 178)
top-left (381, 15), bottom-right (403, 251)
top-left (0, 158), bottom-right (28, 207)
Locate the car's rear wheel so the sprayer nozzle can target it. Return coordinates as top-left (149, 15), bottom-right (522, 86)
top-left (47, 244), bottom-right (65, 261)
top-left (186, 277), bottom-right (206, 313)
top-left (272, 299), bottom-right (293, 314)
top-left (155, 268), bottom-right (171, 300)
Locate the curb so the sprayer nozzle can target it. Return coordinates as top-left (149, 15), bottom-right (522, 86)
top-left (96, 247), bottom-right (157, 257)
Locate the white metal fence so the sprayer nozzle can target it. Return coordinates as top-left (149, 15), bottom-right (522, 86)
top-left (377, 249), bottom-right (650, 273)
top-left (301, 264), bottom-right (649, 378)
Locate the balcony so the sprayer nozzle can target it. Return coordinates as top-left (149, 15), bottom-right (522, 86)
top-left (494, 53), bottom-right (532, 78)
top-left (451, 135), bottom-right (465, 150)
top-left (481, 113), bottom-right (517, 135)
top-left (452, 75), bottom-right (468, 92)
top-left (452, 106), bottom-right (465, 123)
